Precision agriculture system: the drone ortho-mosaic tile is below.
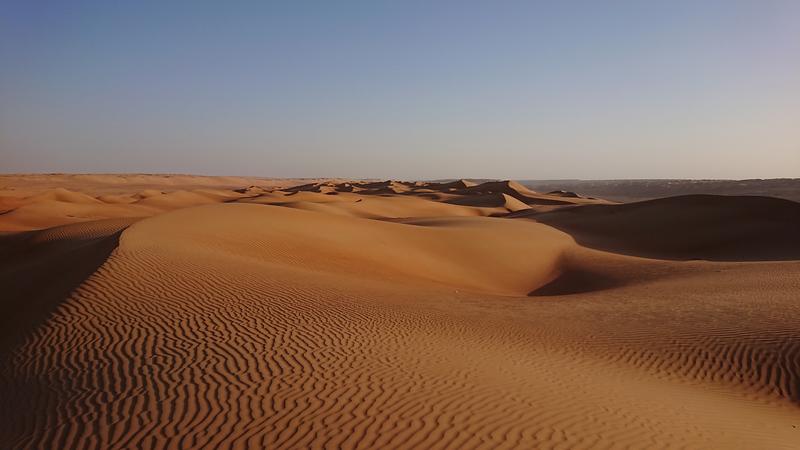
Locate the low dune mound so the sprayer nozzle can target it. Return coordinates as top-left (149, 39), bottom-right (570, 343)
top-left (277, 180), bottom-right (600, 210)
top-left (501, 193), bottom-right (532, 212)
top-left (426, 179), bottom-right (477, 191)
top-left (0, 173), bottom-right (319, 197)
top-left (256, 193), bottom-right (488, 219)
top-left (239, 189), bottom-right (512, 218)
top-left (284, 180), bottom-right (399, 194)
top-left (0, 196), bottom-right (24, 214)
top-left (133, 190), bottom-right (216, 207)
top-left (234, 185), bottom-right (270, 195)
top-left (29, 188), bottom-right (101, 204)
top-left (125, 203), bottom-right (573, 295)
top-left (0, 196), bottom-right (152, 231)
top-left (96, 194), bottom-right (137, 204)
top-left (527, 194), bottom-right (800, 260)
top-left (134, 189), bottom-right (166, 199)
top-left (268, 182), bottom-right (321, 192)
top-left (466, 179), bottom-right (536, 196)
top-left (444, 192), bottom-right (531, 213)
top-left (440, 180), bottom-right (578, 207)
top-left (327, 180), bottom-right (420, 195)
top-left (1, 186), bottom-right (247, 231)
top-left (457, 179), bottom-right (477, 188)
top-left (547, 189), bottom-right (581, 198)
top-left (358, 180), bottom-right (412, 190)
top-left (350, 180), bottom-right (393, 189)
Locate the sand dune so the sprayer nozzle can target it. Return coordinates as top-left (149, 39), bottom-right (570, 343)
top-left (0, 218), bottom-right (134, 352)
top-left (520, 194), bottom-right (800, 260)
top-left (0, 177), bottom-right (611, 231)
top-left (2, 175), bottom-right (800, 449)
top-left (0, 173), bottom-right (324, 196)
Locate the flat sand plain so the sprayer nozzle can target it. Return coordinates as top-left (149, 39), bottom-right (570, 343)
top-left (1, 174), bottom-right (799, 449)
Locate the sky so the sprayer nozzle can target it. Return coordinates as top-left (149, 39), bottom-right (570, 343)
top-left (1, 1), bottom-right (799, 179)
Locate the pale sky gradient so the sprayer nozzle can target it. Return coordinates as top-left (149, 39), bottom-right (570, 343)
top-left (1, 1), bottom-right (799, 179)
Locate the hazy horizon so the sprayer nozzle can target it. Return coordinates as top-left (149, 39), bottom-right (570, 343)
top-left (2, 1), bottom-right (799, 179)
top-left (3, 171), bottom-right (800, 182)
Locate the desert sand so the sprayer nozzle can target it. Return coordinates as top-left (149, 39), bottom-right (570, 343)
top-left (1, 174), bottom-right (799, 449)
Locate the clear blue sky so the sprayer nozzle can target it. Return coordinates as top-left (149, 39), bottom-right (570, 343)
top-left (1, 1), bottom-right (798, 179)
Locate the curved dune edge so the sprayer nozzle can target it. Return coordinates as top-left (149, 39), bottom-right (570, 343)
top-left (117, 203), bottom-right (576, 296)
top-left (0, 218), bottom-right (135, 352)
top-left (1, 203), bottom-right (799, 449)
top-left (520, 194), bottom-right (800, 261)
top-left (0, 178), bottom-right (609, 232)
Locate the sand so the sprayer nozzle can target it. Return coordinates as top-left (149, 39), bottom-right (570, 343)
top-left (1, 175), bottom-right (799, 449)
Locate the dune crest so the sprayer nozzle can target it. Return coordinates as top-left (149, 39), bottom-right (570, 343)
top-left (523, 194), bottom-right (800, 260)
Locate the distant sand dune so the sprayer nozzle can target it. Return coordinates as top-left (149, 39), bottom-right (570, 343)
top-left (521, 194), bottom-right (800, 260)
top-left (1, 175), bottom-right (800, 449)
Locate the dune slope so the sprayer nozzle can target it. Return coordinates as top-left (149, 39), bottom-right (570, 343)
top-left (2, 202), bottom-right (800, 449)
top-left (523, 194), bottom-right (800, 260)
top-left (0, 219), bottom-right (134, 352)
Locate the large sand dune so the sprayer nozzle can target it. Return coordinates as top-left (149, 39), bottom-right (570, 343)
top-left (2, 175), bottom-right (800, 449)
top-left (520, 194), bottom-right (800, 261)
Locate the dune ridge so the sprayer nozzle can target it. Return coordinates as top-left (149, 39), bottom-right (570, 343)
top-left (519, 194), bottom-right (800, 260)
top-left (2, 175), bottom-right (800, 449)
top-left (0, 177), bottom-right (609, 231)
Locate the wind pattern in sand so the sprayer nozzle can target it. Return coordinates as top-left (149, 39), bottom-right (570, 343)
top-left (2, 176), bottom-right (800, 449)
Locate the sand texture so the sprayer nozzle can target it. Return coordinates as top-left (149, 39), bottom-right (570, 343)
top-left (2, 175), bottom-right (800, 449)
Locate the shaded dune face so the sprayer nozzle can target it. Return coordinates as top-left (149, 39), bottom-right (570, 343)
top-left (0, 219), bottom-right (134, 352)
top-left (524, 194), bottom-right (800, 261)
top-left (2, 177), bottom-right (800, 449)
top-left (529, 267), bottom-right (623, 296)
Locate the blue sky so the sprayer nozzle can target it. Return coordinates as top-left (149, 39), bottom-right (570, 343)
top-left (1, 1), bottom-right (798, 179)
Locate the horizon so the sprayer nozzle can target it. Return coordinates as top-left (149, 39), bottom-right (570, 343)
top-left (2, 1), bottom-right (799, 178)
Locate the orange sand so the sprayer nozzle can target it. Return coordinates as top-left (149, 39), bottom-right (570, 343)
top-left (1, 174), bottom-right (799, 449)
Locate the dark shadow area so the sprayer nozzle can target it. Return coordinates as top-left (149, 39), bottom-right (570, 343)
top-left (0, 221), bottom-right (128, 448)
top-left (529, 269), bottom-right (622, 296)
top-left (521, 178), bottom-right (800, 203)
top-left (521, 195), bottom-right (800, 261)
top-left (444, 193), bottom-right (508, 207)
top-left (0, 227), bottom-right (124, 355)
